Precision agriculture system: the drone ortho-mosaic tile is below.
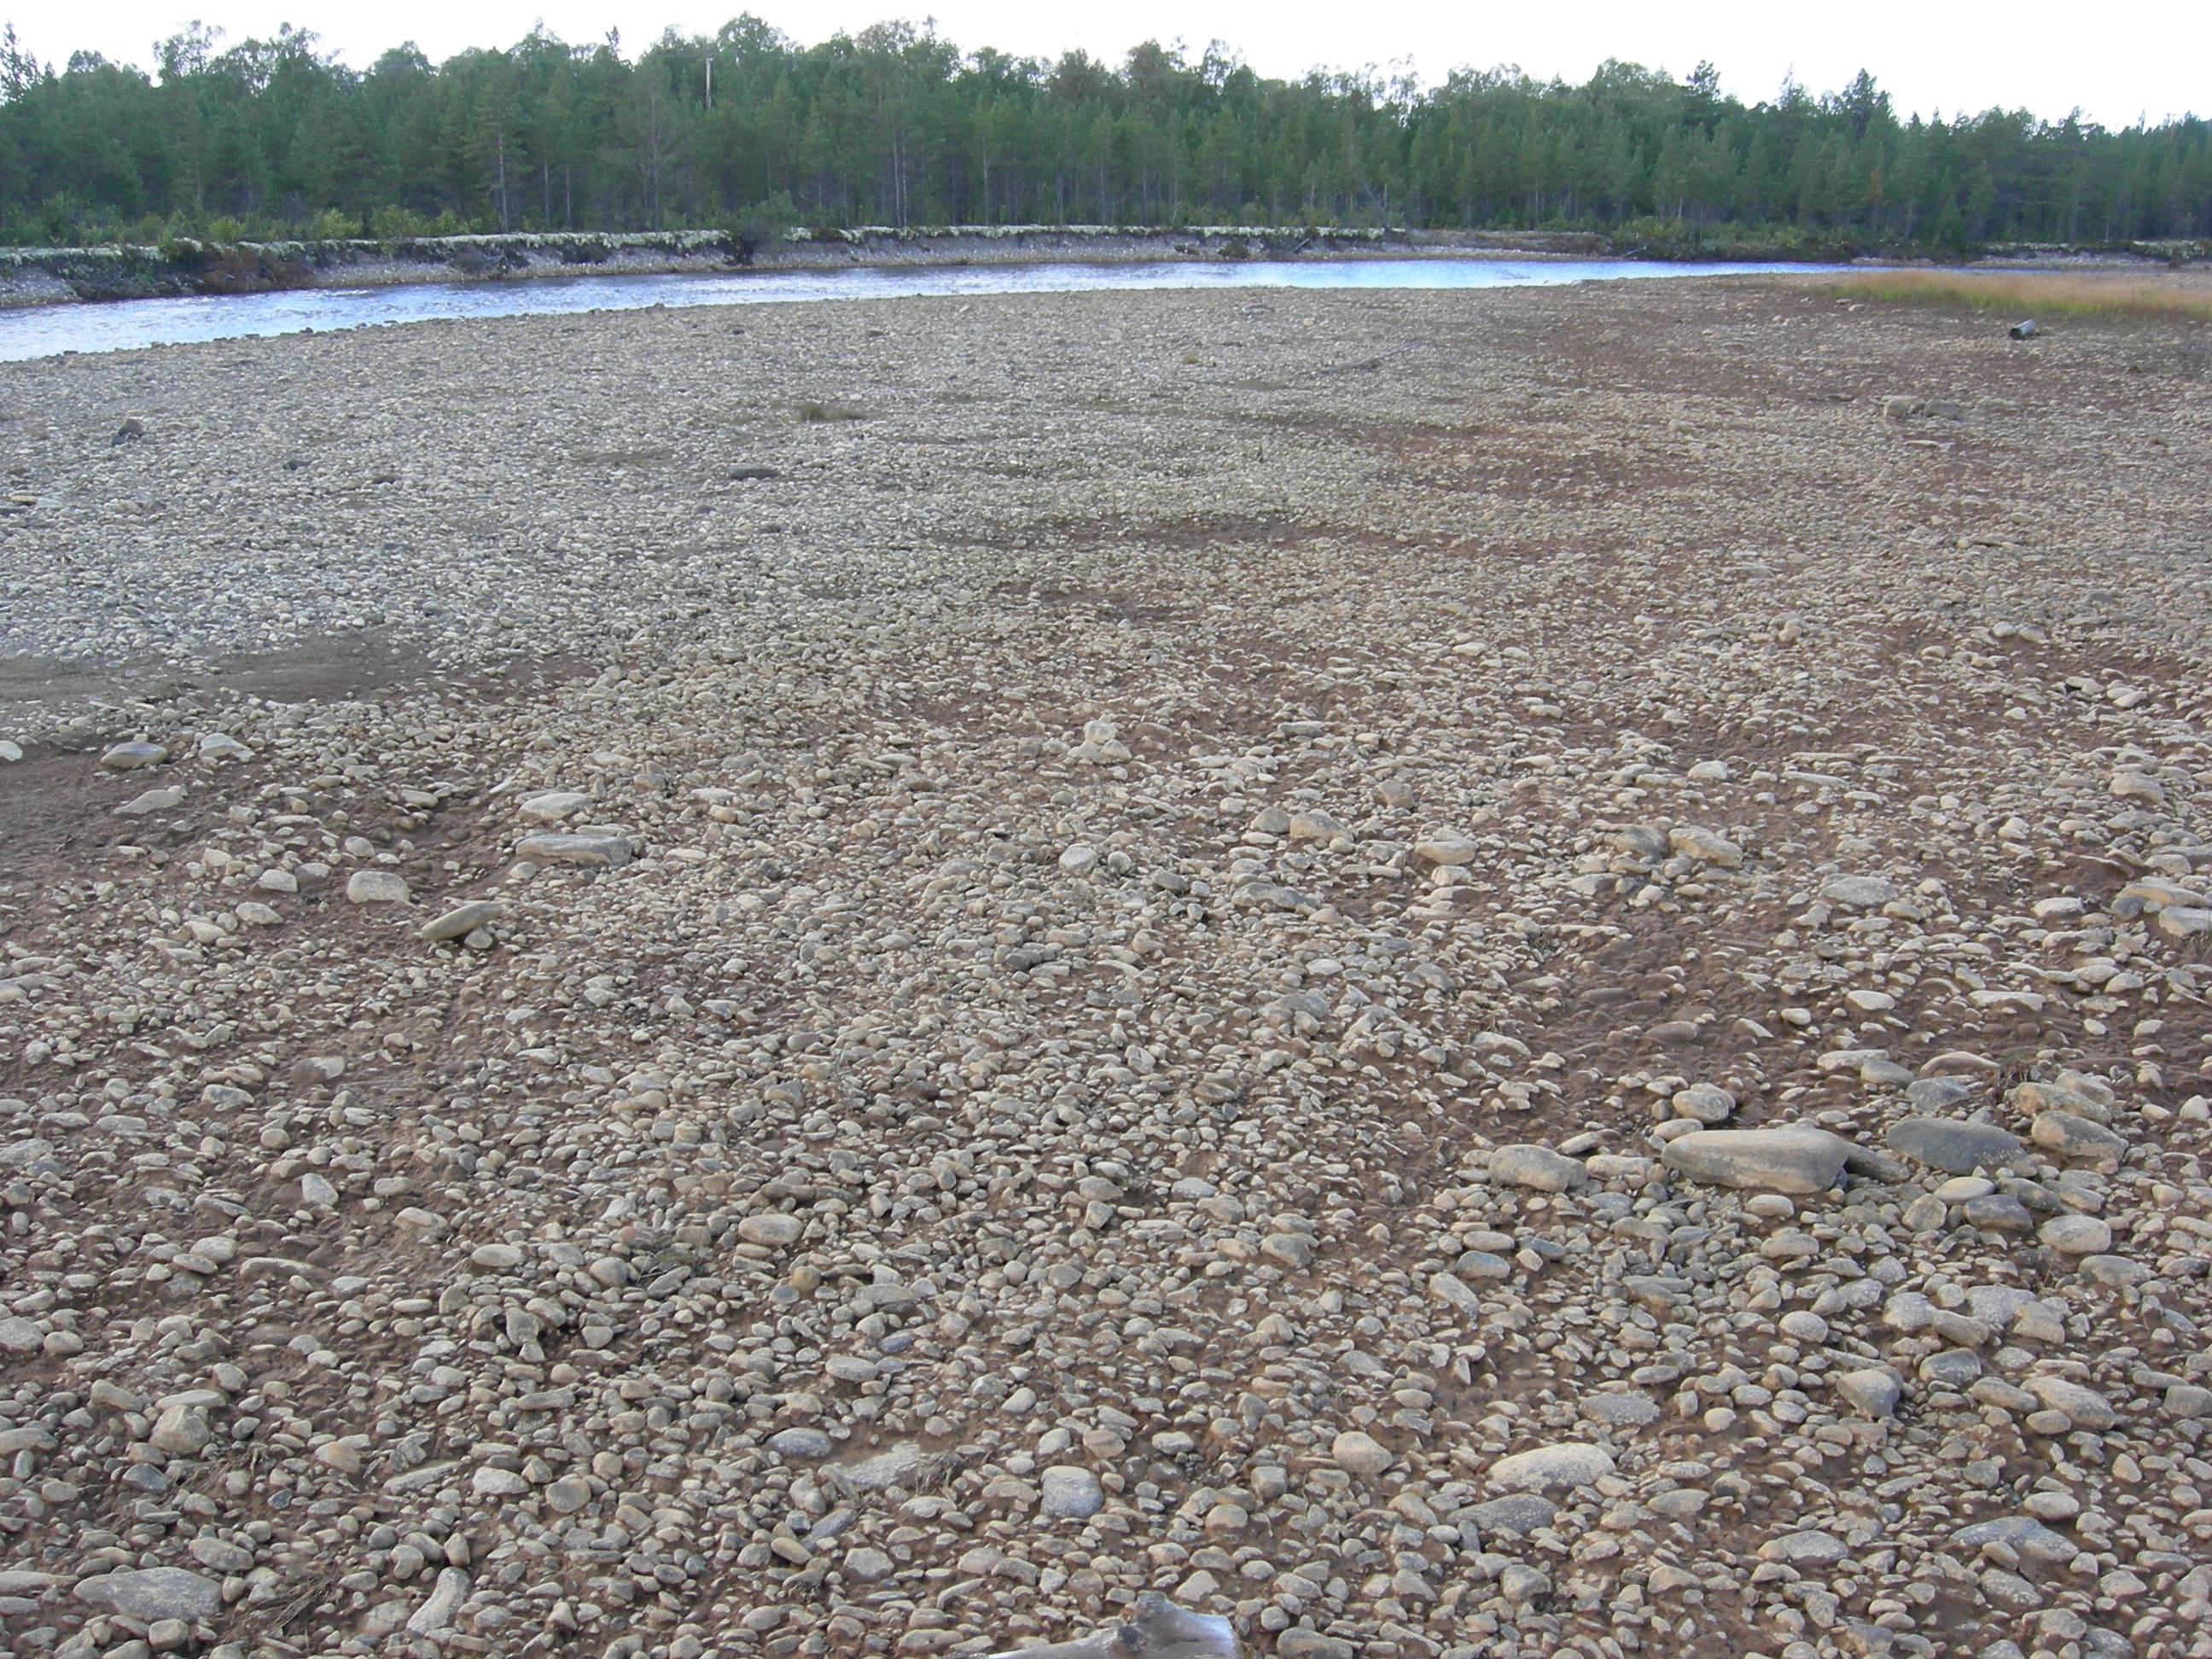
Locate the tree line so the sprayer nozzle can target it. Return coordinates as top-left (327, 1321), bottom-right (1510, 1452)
top-left (1, 15), bottom-right (2208, 251)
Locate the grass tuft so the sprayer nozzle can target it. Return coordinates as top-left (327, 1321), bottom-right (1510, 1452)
top-left (795, 399), bottom-right (869, 422)
top-left (1823, 269), bottom-right (2212, 323)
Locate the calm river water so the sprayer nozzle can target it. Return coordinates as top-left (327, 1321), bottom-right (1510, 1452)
top-left (0, 257), bottom-right (1831, 361)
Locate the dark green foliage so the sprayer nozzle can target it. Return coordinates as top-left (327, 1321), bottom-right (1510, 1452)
top-left (0, 17), bottom-right (2206, 248)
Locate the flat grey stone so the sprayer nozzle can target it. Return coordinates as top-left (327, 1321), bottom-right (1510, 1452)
top-left (1759, 1529), bottom-right (1848, 1567)
top-left (420, 899), bottom-right (504, 941)
top-left (346, 869), bottom-right (412, 904)
top-left (114, 786), bottom-right (185, 816)
top-left (1964, 1193), bottom-right (2035, 1231)
top-left (736, 1213), bottom-right (803, 1245)
top-left (2165, 1383), bottom-right (2212, 1419)
top-left (73, 1568), bottom-right (221, 1621)
top-left (839, 1441), bottom-right (923, 1492)
top-left (2030, 1112), bottom-right (2127, 1159)
top-left (517, 832), bottom-right (632, 868)
top-left (1661, 1126), bottom-right (1851, 1194)
top-left (406, 1567), bottom-right (469, 1636)
top-left (2038, 1214), bottom-right (2112, 1254)
top-left (1489, 1144), bottom-right (1587, 1191)
top-left (1886, 1116), bottom-right (2028, 1174)
top-left (2024, 1376), bottom-right (2116, 1429)
top-left (1039, 1464), bottom-right (1104, 1519)
top-left (1918, 1348), bottom-right (1984, 1387)
top-left (1580, 1392), bottom-right (1660, 1427)
top-left (767, 1427), bottom-right (833, 1459)
top-left (1331, 1430), bottom-right (1392, 1478)
top-left (843, 1545), bottom-right (894, 1582)
top-left (1822, 876), bottom-right (1898, 910)
top-left (1836, 1369), bottom-right (1901, 1417)
top-left (1964, 1286), bottom-right (2039, 1326)
top-left (1487, 1442), bottom-right (1615, 1493)
top-left (519, 790), bottom-right (593, 820)
top-left (1954, 1516), bottom-right (2078, 1567)
top-left (1905, 1076), bottom-right (1976, 1111)
top-left (2077, 1253), bottom-right (2152, 1287)
top-left (1429, 1271), bottom-right (1481, 1317)
top-left (1463, 1493), bottom-right (1557, 1536)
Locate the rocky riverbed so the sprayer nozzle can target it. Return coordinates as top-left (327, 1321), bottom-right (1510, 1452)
top-left (0, 277), bottom-right (2209, 1659)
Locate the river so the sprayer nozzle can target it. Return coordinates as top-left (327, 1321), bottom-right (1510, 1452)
top-left (0, 256), bottom-right (1834, 362)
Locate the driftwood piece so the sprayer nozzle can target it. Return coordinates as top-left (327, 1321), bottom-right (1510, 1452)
top-left (984, 1593), bottom-right (1238, 1659)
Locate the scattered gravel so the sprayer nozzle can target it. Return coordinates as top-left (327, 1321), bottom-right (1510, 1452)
top-left (0, 277), bottom-right (2209, 1659)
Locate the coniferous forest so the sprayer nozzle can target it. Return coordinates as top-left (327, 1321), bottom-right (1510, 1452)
top-left (1, 15), bottom-right (2208, 251)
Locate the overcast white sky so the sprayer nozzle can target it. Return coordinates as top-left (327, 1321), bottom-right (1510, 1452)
top-left (10, 0), bottom-right (2207, 128)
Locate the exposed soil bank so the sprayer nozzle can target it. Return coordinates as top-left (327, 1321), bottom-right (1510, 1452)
top-left (8, 223), bottom-right (2205, 308)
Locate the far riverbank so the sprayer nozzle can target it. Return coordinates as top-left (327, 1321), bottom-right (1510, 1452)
top-left (4, 223), bottom-right (2203, 309)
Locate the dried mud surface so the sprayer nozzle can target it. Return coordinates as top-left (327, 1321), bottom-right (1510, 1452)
top-left (0, 279), bottom-right (2209, 1659)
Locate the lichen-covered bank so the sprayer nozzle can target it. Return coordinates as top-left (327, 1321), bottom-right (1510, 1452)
top-left (0, 278), bottom-right (2209, 1659)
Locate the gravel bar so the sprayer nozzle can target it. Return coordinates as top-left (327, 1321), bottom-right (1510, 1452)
top-left (0, 278), bottom-right (2210, 1659)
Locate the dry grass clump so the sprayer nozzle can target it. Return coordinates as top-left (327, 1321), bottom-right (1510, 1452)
top-left (1825, 268), bottom-right (2212, 322)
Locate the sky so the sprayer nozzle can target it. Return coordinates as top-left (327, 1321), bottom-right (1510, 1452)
top-left (10, 0), bottom-right (2209, 129)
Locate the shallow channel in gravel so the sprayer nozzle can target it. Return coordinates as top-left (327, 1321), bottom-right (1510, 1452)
top-left (0, 257), bottom-right (1847, 361)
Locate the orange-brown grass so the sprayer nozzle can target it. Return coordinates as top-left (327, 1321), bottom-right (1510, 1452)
top-left (1822, 268), bottom-right (2212, 322)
